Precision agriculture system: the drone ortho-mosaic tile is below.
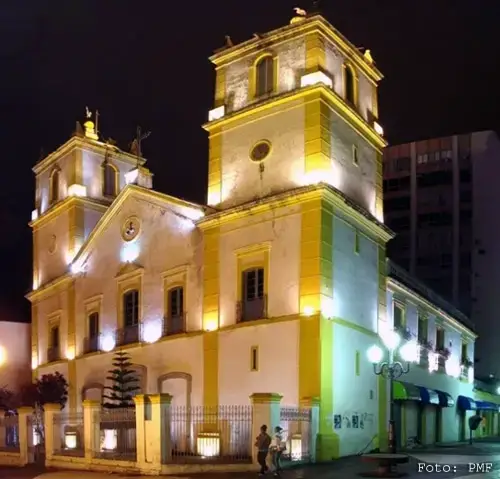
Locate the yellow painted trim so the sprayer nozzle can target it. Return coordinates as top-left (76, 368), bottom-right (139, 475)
top-left (198, 184), bottom-right (394, 244)
top-left (304, 92), bottom-right (331, 177)
top-left (250, 346), bottom-right (259, 372)
top-left (372, 84), bottom-right (379, 119)
top-left (33, 136), bottom-right (146, 175)
top-left (388, 279), bottom-right (476, 338)
top-left (305, 31), bottom-right (326, 73)
top-left (204, 84), bottom-right (387, 153)
top-left (207, 127), bottom-right (222, 206)
top-left (209, 16), bottom-right (382, 82)
top-left (202, 227), bottom-right (220, 331)
top-left (33, 228), bottom-right (39, 292)
top-left (68, 358), bottom-right (77, 411)
top-left (26, 274), bottom-right (72, 302)
top-left (66, 281), bottom-right (76, 357)
top-left (250, 393), bottom-right (283, 404)
top-left (214, 67), bottom-right (226, 107)
top-left (203, 331), bottom-right (219, 408)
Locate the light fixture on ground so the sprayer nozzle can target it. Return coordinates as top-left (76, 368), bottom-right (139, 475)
top-left (367, 329), bottom-right (419, 454)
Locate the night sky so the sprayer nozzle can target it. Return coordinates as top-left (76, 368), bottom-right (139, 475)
top-left (1, 1), bottom-right (498, 319)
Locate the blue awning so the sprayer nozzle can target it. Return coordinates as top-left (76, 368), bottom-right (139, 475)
top-left (476, 401), bottom-right (500, 412)
top-left (436, 390), bottom-right (455, 408)
top-left (417, 386), bottom-right (440, 405)
top-left (457, 395), bottom-right (477, 411)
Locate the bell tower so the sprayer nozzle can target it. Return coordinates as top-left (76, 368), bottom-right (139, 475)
top-left (204, 9), bottom-right (386, 221)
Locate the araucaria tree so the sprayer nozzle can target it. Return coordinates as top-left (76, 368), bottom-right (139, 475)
top-left (102, 351), bottom-right (140, 408)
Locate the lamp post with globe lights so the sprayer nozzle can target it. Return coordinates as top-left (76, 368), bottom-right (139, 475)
top-left (367, 329), bottom-right (420, 454)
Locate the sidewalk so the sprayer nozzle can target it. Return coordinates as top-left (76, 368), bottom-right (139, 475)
top-left (31, 442), bottom-right (500, 479)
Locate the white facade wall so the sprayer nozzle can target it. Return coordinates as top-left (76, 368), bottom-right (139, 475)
top-left (332, 216), bottom-right (379, 330)
top-left (218, 320), bottom-right (299, 406)
top-left (219, 102), bottom-right (305, 209)
top-left (333, 323), bottom-right (379, 456)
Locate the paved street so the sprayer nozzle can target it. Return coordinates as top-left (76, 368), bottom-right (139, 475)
top-left (4, 443), bottom-right (500, 479)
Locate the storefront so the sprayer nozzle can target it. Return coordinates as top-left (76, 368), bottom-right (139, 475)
top-left (394, 381), bottom-right (454, 447)
top-left (457, 396), bottom-right (500, 439)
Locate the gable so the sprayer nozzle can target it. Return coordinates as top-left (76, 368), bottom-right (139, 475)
top-left (71, 185), bottom-right (205, 274)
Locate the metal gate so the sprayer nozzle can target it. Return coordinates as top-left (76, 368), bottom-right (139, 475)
top-left (27, 409), bottom-right (45, 464)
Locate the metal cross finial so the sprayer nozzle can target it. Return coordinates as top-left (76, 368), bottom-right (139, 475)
top-left (131, 126), bottom-right (151, 159)
top-left (85, 106), bottom-right (92, 119)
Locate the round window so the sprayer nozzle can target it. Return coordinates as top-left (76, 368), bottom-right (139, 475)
top-left (250, 141), bottom-right (271, 162)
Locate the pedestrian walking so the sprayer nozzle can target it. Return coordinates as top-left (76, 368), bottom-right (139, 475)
top-left (270, 426), bottom-right (286, 476)
top-left (255, 424), bottom-right (271, 475)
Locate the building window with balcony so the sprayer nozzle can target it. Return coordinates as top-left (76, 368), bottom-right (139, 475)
top-left (255, 56), bottom-right (274, 97)
top-left (344, 64), bottom-right (356, 106)
top-left (239, 268), bottom-right (266, 322)
top-left (393, 303), bottom-right (404, 331)
top-left (436, 326), bottom-right (445, 367)
top-left (48, 325), bottom-right (60, 362)
top-left (85, 312), bottom-right (99, 354)
top-left (103, 163), bottom-right (118, 197)
top-left (417, 313), bottom-right (427, 344)
top-left (165, 287), bottom-right (184, 335)
top-left (49, 169), bottom-right (60, 206)
top-left (120, 289), bottom-right (140, 345)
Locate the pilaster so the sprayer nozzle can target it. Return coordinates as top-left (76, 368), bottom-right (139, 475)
top-left (17, 407), bottom-right (33, 466)
top-left (43, 403), bottom-right (61, 461)
top-left (83, 399), bottom-right (100, 462)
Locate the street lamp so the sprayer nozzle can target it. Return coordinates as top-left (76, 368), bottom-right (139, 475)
top-left (367, 329), bottom-right (419, 453)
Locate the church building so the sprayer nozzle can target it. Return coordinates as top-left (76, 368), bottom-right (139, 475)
top-left (28, 10), bottom-right (482, 458)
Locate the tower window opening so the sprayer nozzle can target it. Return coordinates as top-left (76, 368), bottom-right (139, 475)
top-left (49, 169), bottom-right (60, 206)
top-left (344, 65), bottom-right (355, 106)
top-left (103, 163), bottom-right (117, 197)
top-left (256, 56), bottom-right (274, 97)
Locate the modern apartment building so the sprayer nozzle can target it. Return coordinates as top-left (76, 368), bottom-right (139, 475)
top-left (383, 131), bottom-right (500, 378)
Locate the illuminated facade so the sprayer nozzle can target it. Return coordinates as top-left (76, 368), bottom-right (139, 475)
top-left (27, 12), bottom-right (487, 458)
top-left (0, 319), bottom-right (31, 395)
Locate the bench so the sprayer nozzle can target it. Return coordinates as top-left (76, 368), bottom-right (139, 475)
top-left (359, 453), bottom-right (410, 478)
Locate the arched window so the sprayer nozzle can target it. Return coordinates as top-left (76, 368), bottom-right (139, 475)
top-left (103, 163), bottom-right (117, 197)
top-left (49, 170), bottom-right (60, 205)
top-left (344, 65), bottom-right (356, 106)
top-left (123, 289), bottom-right (139, 327)
top-left (255, 56), bottom-right (274, 97)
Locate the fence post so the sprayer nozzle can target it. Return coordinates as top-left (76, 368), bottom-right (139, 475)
top-left (83, 400), bottom-right (100, 463)
top-left (300, 397), bottom-right (319, 463)
top-left (133, 394), bottom-right (147, 470)
top-left (147, 394), bottom-right (172, 471)
top-left (43, 403), bottom-right (60, 462)
top-left (17, 407), bottom-right (33, 466)
top-left (250, 393), bottom-right (282, 465)
top-left (0, 410), bottom-right (5, 448)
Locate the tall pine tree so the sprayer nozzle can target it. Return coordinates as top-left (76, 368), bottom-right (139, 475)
top-left (102, 351), bottom-right (140, 408)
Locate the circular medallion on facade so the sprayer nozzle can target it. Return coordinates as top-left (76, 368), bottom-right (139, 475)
top-left (48, 235), bottom-right (57, 254)
top-left (121, 216), bottom-right (141, 242)
top-left (250, 140), bottom-right (272, 162)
